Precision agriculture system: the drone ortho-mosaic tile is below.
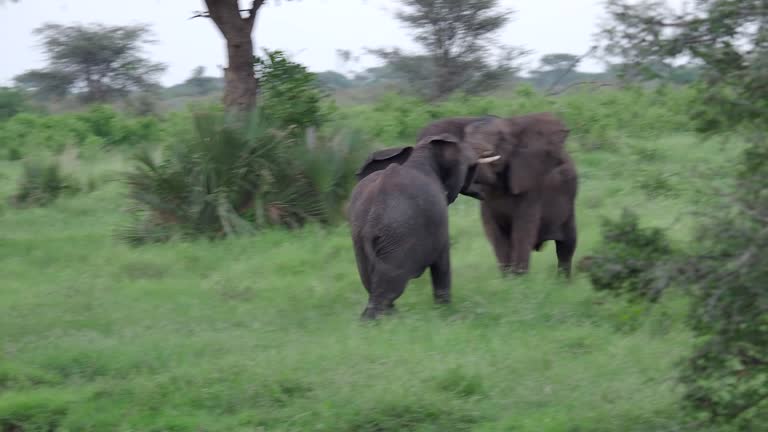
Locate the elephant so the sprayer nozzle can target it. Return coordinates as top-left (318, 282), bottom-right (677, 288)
top-left (347, 133), bottom-right (500, 320)
top-left (417, 112), bottom-right (578, 277)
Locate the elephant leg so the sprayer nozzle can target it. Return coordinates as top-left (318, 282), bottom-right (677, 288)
top-left (430, 247), bottom-right (451, 304)
top-left (555, 215), bottom-right (577, 279)
top-left (481, 204), bottom-right (513, 274)
top-left (352, 241), bottom-right (372, 293)
top-left (361, 270), bottom-right (408, 320)
top-left (509, 204), bottom-right (542, 275)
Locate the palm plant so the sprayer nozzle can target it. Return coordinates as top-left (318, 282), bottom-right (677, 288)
top-left (119, 108), bottom-right (366, 245)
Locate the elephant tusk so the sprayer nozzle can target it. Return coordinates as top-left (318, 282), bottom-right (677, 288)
top-left (477, 155), bottom-right (501, 164)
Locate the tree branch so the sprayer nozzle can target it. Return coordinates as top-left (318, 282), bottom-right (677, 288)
top-left (190, 8), bottom-right (256, 20)
top-left (245, 0), bottom-right (266, 30)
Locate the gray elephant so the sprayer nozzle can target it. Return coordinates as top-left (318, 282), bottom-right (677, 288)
top-left (347, 133), bottom-right (499, 320)
top-left (417, 112), bottom-right (578, 277)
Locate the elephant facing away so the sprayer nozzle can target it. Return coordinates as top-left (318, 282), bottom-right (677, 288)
top-left (347, 133), bottom-right (499, 319)
top-left (417, 113), bottom-right (578, 277)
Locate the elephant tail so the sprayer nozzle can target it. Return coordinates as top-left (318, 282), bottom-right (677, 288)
top-left (363, 234), bottom-right (408, 277)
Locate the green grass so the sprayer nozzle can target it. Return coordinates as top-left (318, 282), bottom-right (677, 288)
top-left (0, 133), bottom-right (739, 431)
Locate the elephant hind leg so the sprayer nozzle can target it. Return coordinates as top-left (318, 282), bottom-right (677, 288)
top-left (361, 269), bottom-right (409, 320)
top-left (555, 215), bottom-right (577, 279)
top-left (352, 241), bottom-right (372, 293)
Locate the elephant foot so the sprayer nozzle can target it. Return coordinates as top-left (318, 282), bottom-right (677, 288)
top-left (361, 306), bottom-right (380, 320)
top-left (500, 266), bottom-right (527, 277)
top-left (383, 303), bottom-right (398, 315)
top-left (433, 291), bottom-right (451, 305)
top-left (360, 303), bottom-right (396, 320)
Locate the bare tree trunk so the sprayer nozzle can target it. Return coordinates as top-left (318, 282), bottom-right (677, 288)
top-left (224, 35), bottom-right (257, 111)
top-left (203, 0), bottom-right (263, 113)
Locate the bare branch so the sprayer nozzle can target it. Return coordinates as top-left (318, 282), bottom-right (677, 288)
top-left (190, 8), bottom-right (257, 20)
top-left (245, 0), bottom-right (266, 30)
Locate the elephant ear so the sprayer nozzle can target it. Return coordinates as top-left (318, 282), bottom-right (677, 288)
top-left (419, 133), bottom-right (469, 204)
top-left (355, 146), bottom-right (414, 181)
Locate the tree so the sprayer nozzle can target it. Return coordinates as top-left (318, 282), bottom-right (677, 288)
top-left (597, 1), bottom-right (768, 428)
top-left (14, 23), bottom-right (165, 104)
top-left (528, 53), bottom-right (581, 90)
top-left (13, 70), bottom-right (74, 102)
top-left (539, 53), bottom-right (581, 73)
top-left (197, 1), bottom-right (307, 113)
top-left (598, 0), bottom-right (768, 131)
top-left (371, 0), bottom-right (525, 100)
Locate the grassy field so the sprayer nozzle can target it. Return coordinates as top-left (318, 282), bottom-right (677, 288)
top-left (0, 133), bottom-right (737, 431)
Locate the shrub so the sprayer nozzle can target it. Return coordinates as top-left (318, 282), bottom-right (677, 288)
top-left (583, 136), bottom-right (768, 429)
top-left (119, 109), bottom-right (366, 245)
top-left (580, 208), bottom-right (677, 302)
top-left (77, 104), bottom-right (162, 147)
top-left (7, 147), bottom-right (22, 161)
top-left (335, 85), bottom-right (694, 146)
top-left (9, 157), bottom-right (80, 208)
top-left (255, 49), bottom-right (336, 134)
top-left (0, 106), bottom-right (163, 157)
top-left (0, 87), bottom-right (29, 121)
top-left (674, 134), bottom-right (768, 429)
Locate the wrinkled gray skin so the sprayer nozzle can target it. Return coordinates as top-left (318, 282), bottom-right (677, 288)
top-left (418, 112), bottom-right (578, 277)
top-left (347, 133), bottom-right (493, 320)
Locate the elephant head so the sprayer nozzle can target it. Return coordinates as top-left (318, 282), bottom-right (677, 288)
top-left (355, 133), bottom-right (499, 204)
top-left (463, 112), bottom-right (570, 195)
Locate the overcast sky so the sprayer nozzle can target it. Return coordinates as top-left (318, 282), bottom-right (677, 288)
top-left (0, 0), bottom-right (684, 87)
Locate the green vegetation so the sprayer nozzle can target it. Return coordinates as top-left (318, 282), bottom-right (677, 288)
top-left (0, 125), bottom-right (733, 430)
top-left (15, 23), bottom-right (165, 104)
top-left (120, 109), bottom-right (363, 245)
top-left (1, 0), bottom-right (766, 429)
top-left (9, 156), bottom-right (81, 208)
top-left (0, 104), bottom-right (163, 158)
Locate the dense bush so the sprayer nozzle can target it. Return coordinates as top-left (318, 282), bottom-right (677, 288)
top-left (9, 157), bottom-right (80, 208)
top-left (0, 105), bottom-right (163, 156)
top-left (580, 208), bottom-right (677, 303)
top-left (673, 135), bottom-right (768, 429)
top-left (0, 87), bottom-right (30, 121)
top-left (254, 49), bottom-right (336, 134)
top-left (336, 84), bottom-right (694, 146)
top-left (119, 109), bottom-right (366, 245)
top-left (0, 85), bottom-right (692, 159)
top-left (583, 137), bottom-right (768, 429)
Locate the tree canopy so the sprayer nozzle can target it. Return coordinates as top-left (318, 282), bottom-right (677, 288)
top-left (599, 0), bottom-right (768, 131)
top-left (14, 23), bottom-right (165, 103)
top-left (371, 0), bottom-right (525, 100)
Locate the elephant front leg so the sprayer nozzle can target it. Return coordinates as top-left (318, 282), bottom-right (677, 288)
top-left (480, 204), bottom-right (513, 275)
top-left (509, 205), bottom-right (542, 275)
top-left (430, 247), bottom-right (451, 304)
top-left (555, 215), bottom-right (577, 279)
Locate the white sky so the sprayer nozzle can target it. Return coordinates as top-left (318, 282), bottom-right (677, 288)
top-left (0, 0), bottom-right (685, 87)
